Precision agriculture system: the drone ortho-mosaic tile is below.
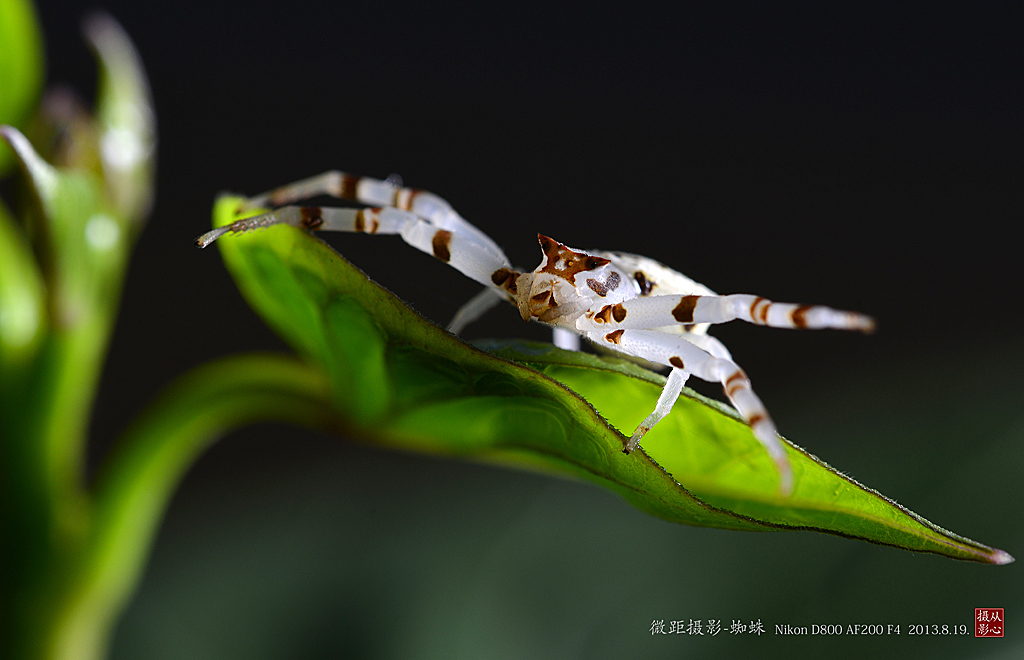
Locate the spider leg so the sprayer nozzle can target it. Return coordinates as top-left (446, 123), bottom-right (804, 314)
top-left (552, 328), bottom-right (581, 351)
top-left (196, 204), bottom-right (516, 294)
top-left (626, 367), bottom-right (690, 451)
top-left (588, 327), bottom-right (793, 494)
top-left (447, 287), bottom-right (505, 335)
top-left (579, 292), bottom-right (874, 333)
top-left (675, 331), bottom-right (732, 360)
top-left (241, 170), bottom-right (508, 265)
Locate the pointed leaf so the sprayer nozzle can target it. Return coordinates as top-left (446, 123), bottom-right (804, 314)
top-left (209, 195), bottom-right (1013, 564)
top-left (84, 13), bottom-right (156, 228)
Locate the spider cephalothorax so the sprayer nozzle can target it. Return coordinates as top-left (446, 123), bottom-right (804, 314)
top-left (198, 170), bottom-right (875, 495)
top-left (512, 235), bottom-right (617, 325)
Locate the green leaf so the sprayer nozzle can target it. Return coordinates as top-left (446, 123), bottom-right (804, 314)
top-left (0, 195), bottom-right (46, 369)
top-left (84, 12), bottom-right (156, 227)
top-left (0, 0), bottom-right (44, 176)
top-left (209, 195), bottom-right (1013, 564)
top-left (0, 13), bottom-right (155, 473)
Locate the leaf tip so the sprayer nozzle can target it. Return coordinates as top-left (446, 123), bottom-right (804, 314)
top-left (0, 124), bottom-right (58, 201)
top-left (990, 549), bottom-right (1015, 566)
top-left (82, 10), bottom-right (156, 224)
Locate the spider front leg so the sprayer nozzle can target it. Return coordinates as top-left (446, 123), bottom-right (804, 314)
top-left (196, 203), bottom-right (518, 297)
top-left (203, 174), bottom-right (521, 332)
top-left (578, 292), bottom-right (875, 334)
top-left (589, 327), bottom-right (793, 494)
top-left (240, 170), bottom-right (508, 264)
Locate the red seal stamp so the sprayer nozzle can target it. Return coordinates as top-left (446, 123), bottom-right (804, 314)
top-left (976, 608), bottom-right (1004, 637)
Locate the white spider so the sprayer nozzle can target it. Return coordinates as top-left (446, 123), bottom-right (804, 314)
top-left (197, 171), bottom-right (875, 495)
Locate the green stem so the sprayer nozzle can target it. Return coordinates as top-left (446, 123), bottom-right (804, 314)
top-left (30, 353), bottom-right (339, 660)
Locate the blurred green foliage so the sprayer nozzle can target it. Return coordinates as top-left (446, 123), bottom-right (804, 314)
top-left (0, 0), bottom-right (43, 175)
top-left (0, 8), bottom-right (158, 660)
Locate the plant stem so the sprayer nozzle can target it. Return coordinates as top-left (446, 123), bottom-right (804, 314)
top-left (21, 353), bottom-right (338, 660)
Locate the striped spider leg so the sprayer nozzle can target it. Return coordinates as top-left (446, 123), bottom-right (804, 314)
top-left (198, 172), bottom-right (875, 495)
top-left (196, 171), bottom-right (518, 307)
top-left (505, 238), bottom-right (872, 495)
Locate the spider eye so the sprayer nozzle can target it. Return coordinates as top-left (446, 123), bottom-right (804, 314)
top-left (585, 258), bottom-right (602, 269)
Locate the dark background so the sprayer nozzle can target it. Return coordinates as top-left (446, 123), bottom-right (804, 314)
top-left (29, 1), bottom-right (1024, 658)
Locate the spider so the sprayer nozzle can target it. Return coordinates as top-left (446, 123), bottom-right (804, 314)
top-left (197, 171), bottom-right (875, 495)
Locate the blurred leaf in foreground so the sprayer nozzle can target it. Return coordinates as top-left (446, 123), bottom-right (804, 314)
top-left (0, 0), bottom-right (44, 175)
top-left (1, 11), bottom-right (157, 660)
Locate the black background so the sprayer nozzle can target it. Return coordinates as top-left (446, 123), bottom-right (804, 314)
top-left (23, 1), bottom-right (1024, 658)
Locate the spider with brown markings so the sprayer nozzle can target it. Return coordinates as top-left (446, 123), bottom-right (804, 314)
top-left (197, 171), bottom-right (875, 495)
